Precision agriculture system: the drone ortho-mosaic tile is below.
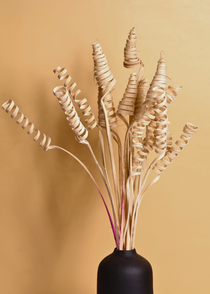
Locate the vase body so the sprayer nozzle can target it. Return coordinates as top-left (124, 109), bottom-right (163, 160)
top-left (97, 248), bottom-right (153, 294)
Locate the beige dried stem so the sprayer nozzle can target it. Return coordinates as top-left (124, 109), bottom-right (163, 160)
top-left (53, 84), bottom-right (120, 244)
top-left (92, 41), bottom-right (121, 222)
top-left (123, 57), bottom-right (169, 248)
top-left (2, 29), bottom-right (199, 251)
top-left (2, 99), bottom-right (121, 246)
top-left (118, 73), bottom-right (139, 190)
top-left (128, 55), bottom-right (198, 248)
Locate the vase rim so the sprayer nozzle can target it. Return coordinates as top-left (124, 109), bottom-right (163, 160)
top-left (113, 248), bottom-right (136, 253)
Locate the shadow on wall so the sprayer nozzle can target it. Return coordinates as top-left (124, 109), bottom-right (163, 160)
top-left (32, 62), bottom-right (100, 245)
top-left (1, 47), bottom-right (106, 294)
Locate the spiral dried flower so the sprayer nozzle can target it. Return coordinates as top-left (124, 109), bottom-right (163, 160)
top-left (143, 57), bottom-right (168, 155)
top-left (134, 78), bottom-right (149, 118)
top-left (92, 41), bottom-right (117, 129)
top-left (117, 73), bottom-right (138, 117)
top-left (53, 66), bottom-right (97, 130)
top-left (124, 27), bottom-right (140, 69)
top-left (153, 123), bottom-right (198, 174)
top-left (92, 41), bottom-right (115, 89)
top-left (166, 84), bottom-right (182, 107)
top-left (2, 100), bottom-right (51, 150)
top-left (53, 85), bottom-right (88, 141)
top-left (131, 107), bottom-right (156, 173)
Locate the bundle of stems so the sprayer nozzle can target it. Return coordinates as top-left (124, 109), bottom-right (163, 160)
top-left (2, 28), bottom-right (198, 250)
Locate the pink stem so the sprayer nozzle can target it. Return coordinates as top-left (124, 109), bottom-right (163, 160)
top-left (119, 181), bottom-right (125, 248)
top-left (97, 187), bottom-right (119, 249)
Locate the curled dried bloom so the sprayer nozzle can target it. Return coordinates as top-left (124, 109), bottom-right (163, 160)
top-left (153, 123), bottom-right (198, 174)
top-left (92, 41), bottom-right (117, 129)
top-left (98, 90), bottom-right (118, 129)
top-left (142, 57), bottom-right (168, 155)
top-left (124, 27), bottom-right (141, 69)
top-left (53, 85), bottom-right (88, 141)
top-left (117, 73), bottom-right (138, 117)
top-left (2, 100), bottom-right (51, 150)
top-left (92, 41), bottom-right (115, 89)
top-left (165, 84), bottom-right (182, 107)
top-left (131, 107), bottom-right (156, 173)
top-left (134, 78), bottom-right (149, 119)
top-left (54, 66), bottom-right (97, 130)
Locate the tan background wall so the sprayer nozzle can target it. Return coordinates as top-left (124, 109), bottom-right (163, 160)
top-left (0, 0), bottom-right (209, 293)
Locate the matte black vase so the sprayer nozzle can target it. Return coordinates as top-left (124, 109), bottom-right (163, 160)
top-left (97, 248), bottom-right (153, 294)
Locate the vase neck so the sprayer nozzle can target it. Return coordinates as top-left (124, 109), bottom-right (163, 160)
top-left (113, 248), bottom-right (137, 256)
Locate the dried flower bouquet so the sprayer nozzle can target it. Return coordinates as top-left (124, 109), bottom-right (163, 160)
top-left (2, 28), bottom-right (198, 250)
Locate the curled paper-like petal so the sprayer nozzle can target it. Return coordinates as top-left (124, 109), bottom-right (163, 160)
top-left (150, 56), bottom-right (167, 91)
top-left (166, 130), bottom-right (173, 151)
top-left (53, 85), bottom-right (88, 141)
top-left (117, 73), bottom-right (138, 117)
top-left (92, 41), bottom-right (117, 129)
top-left (53, 66), bottom-right (97, 130)
top-left (134, 78), bottom-right (149, 118)
top-left (143, 57), bottom-right (168, 155)
top-left (124, 27), bottom-right (141, 69)
top-left (166, 84), bottom-right (182, 107)
top-left (153, 122), bottom-right (198, 174)
top-left (131, 108), bottom-right (156, 173)
top-left (2, 100), bottom-right (51, 150)
top-left (146, 57), bottom-right (167, 106)
top-left (98, 89), bottom-right (118, 129)
top-left (92, 41), bottom-right (115, 89)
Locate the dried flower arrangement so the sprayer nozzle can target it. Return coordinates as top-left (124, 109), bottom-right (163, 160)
top-left (2, 28), bottom-right (198, 251)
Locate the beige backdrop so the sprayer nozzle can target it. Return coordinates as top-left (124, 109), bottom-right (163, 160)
top-left (0, 0), bottom-right (209, 293)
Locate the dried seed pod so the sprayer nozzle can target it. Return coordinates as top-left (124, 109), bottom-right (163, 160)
top-left (2, 100), bottom-right (51, 150)
top-left (124, 27), bottom-right (141, 69)
top-left (92, 41), bottom-right (117, 129)
top-left (53, 85), bottom-right (88, 141)
top-left (153, 123), bottom-right (198, 174)
top-left (53, 66), bottom-right (97, 130)
top-left (117, 73), bottom-right (138, 117)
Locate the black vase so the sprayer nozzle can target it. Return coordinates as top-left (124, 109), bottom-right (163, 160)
top-left (97, 248), bottom-right (153, 294)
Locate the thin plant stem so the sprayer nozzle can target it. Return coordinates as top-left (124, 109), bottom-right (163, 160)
top-left (85, 140), bottom-right (120, 246)
top-left (48, 144), bottom-right (118, 247)
top-left (100, 82), bottom-right (120, 225)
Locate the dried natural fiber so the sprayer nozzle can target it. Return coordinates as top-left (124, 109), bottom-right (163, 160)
top-left (145, 57), bottom-right (168, 155)
top-left (124, 27), bottom-right (141, 69)
top-left (117, 73), bottom-right (138, 116)
top-left (153, 123), bottom-right (198, 174)
top-left (53, 66), bottom-right (97, 130)
top-left (53, 85), bottom-right (89, 141)
top-left (131, 107), bottom-right (156, 173)
top-left (134, 78), bottom-right (149, 118)
top-left (2, 27), bottom-right (199, 251)
top-left (92, 41), bottom-right (115, 88)
top-left (2, 99), bottom-right (51, 150)
top-left (92, 41), bottom-right (117, 129)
